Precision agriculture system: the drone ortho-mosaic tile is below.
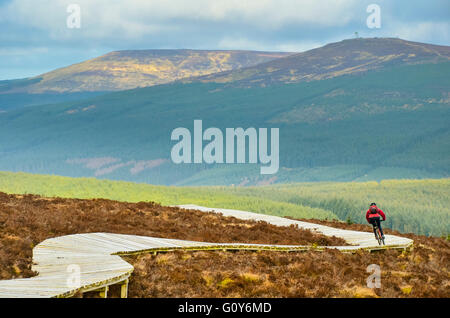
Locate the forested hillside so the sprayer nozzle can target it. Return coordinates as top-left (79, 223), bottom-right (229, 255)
top-left (0, 171), bottom-right (448, 236)
top-left (0, 62), bottom-right (448, 185)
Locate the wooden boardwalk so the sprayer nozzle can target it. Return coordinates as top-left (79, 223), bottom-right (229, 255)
top-left (0, 205), bottom-right (413, 298)
top-left (176, 205), bottom-right (414, 250)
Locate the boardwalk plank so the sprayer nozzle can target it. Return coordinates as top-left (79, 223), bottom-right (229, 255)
top-left (0, 205), bottom-right (413, 298)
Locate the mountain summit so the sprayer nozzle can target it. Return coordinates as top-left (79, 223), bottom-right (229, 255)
top-left (193, 38), bottom-right (450, 86)
top-left (3, 50), bottom-right (292, 93)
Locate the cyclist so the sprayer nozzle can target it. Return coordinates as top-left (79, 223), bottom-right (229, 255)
top-left (366, 202), bottom-right (386, 239)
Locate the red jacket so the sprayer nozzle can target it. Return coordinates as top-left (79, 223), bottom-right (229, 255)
top-left (366, 207), bottom-right (386, 223)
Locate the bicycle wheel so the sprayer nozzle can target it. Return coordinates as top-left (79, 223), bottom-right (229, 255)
top-left (373, 226), bottom-right (381, 245)
top-left (378, 228), bottom-right (385, 245)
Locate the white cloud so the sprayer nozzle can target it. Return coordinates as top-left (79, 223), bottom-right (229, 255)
top-left (2, 0), bottom-right (448, 47)
top-left (217, 36), bottom-right (325, 52)
top-left (89, 0), bottom-right (359, 27)
top-left (1, 0), bottom-right (359, 36)
top-left (389, 21), bottom-right (450, 44)
top-left (1, 0), bottom-right (448, 79)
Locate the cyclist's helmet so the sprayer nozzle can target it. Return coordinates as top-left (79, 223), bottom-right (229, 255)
top-left (370, 202), bottom-right (377, 206)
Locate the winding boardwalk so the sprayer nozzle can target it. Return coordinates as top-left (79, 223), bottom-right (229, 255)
top-left (0, 205), bottom-right (413, 298)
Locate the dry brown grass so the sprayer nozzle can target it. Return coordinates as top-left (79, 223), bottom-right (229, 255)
top-left (121, 242), bottom-right (449, 298)
top-left (1, 191), bottom-right (448, 298)
top-left (118, 219), bottom-right (449, 298)
top-left (0, 192), bottom-right (344, 280)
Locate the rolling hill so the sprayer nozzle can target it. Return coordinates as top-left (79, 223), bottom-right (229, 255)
top-left (191, 38), bottom-right (450, 87)
top-left (0, 38), bottom-right (448, 185)
top-left (0, 50), bottom-right (291, 110)
top-left (1, 50), bottom-right (291, 94)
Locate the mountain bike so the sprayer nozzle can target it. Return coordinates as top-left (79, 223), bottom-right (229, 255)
top-left (372, 220), bottom-right (385, 246)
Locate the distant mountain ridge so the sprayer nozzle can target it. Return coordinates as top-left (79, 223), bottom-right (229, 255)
top-left (1, 50), bottom-right (292, 94)
top-left (190, 38), bottom-right (450, 87)
top-left (0, 37), bottom-right (448, 185)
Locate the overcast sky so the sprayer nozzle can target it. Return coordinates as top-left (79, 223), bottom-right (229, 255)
top-left (0, 0), bottom-right (449, 80)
